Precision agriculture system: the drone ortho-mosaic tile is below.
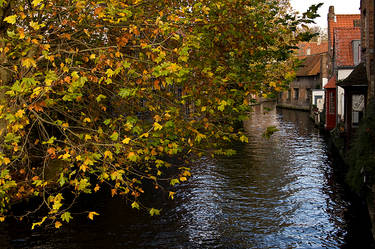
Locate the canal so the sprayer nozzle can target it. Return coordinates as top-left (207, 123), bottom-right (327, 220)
top-left (0, 104), bottom-right (374, 248)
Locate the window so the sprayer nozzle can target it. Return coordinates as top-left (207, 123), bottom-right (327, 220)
top-left (314, 95), bottom-right (323, 106)
top-left (352, 40), bottom-right (361, 66)
top-left (329, 92), bottom-right (335, 114)
top-left (306, 88), bottom-right (311, 103)
top-left (353, 19), bottom-right (360, 27)
top-left (287, 90), bottom-right (291, 101)
top-left (294, 88), bottom-right (299, 100)
top-left (352, 94), bottom-right (365, 126)
top-left (306, 48), bottom-right (311, 55)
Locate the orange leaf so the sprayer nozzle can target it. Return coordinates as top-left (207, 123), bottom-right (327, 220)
top-left (88, 211), bottom-right (99, 220)
top-left (55, 221), bottom-right (62, 229)
top-left (47, 147), bottom-right (56, 155)
top-left (154, 80), bottom-right (160, 90)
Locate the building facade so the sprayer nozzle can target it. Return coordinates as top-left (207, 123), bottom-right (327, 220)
top-left (324, 7), bottom-right (361, 130)
top-left (361, 0), bottom-right (375, 101)
top-left (278, 42), bottom-right (328, 111)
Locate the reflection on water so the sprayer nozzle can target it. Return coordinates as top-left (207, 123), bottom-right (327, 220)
top-left (1, 103), bottom-right (374, 248)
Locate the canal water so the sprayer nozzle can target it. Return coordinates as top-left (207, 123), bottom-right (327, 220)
top-left (0, 104), bottom-right (374, 248)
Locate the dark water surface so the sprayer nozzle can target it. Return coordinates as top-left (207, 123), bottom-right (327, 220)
top-left (1, 104), bottom-right (374, 248)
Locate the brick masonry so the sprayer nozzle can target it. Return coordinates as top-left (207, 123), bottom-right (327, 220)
top-left (361, 0), bottom-right (375, 100)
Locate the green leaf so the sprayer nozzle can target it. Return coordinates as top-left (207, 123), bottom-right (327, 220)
top-left (131, 201), bottom-right (140, 210)
top-left (42, 136), bottom-right (57, 144)
top-left (96, 94), bottom-right (107, 102)
top-left (170, 178), bottom-right (180, 186)
top-left (61, 212), bottom-right (73, 223)
top-left (118, 88), bottom-right (136, 98)
top-left (240, 135), bottom-right (248, 143)
top-left (110, 132), bottom-right (119, 141)
top-left (123, 61), bottom-right (131, 69)
top-left (58, 173), bottom-right (66, 187)
top-left (4, 133), bottom-right (21, 143)
top-left (149, 208), bottom-right (160, 216)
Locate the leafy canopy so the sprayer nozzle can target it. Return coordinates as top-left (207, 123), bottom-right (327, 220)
top-left (0, 0), bottom-right (318, 228)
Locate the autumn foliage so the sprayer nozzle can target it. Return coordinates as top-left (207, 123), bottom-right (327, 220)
top-left (0, 0), bottom-right (316, 228)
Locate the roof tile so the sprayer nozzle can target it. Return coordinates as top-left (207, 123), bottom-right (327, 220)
top-left (324, 75), bottom-right (337, 89)
top-left (296, 54), bottom-right (322, 76)
top-left (334, 27), bottom-right (361, 67)
top-left (328, 14), bottom-right (361, 48)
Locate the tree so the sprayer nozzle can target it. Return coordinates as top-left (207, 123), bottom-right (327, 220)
top-left (0, 0), bottom-right (318, 228)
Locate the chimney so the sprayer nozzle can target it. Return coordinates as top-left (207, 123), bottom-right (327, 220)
top-left (328, 6), bottom-right (335, 59)
top-left (328, 6), bottom-right (335, 21)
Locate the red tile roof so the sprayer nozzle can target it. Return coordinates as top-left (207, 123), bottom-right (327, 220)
top-left (297, 41), bottom-right (328, 57)
top-left (296, 54), bottom-right (322, 76)
top-left (328, 14), bottom-right (361, 49)
top-left (334, 27), bottom-right (361, 67)
top-left (324, 75), bottom-right (337, 89)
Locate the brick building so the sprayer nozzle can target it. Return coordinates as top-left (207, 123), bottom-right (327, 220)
top-left (278, 40), bottom-right (328, 111)
top-left (278, 52), bottom-right (328, 110)
top-left (324, 7), bottom-right (361, 130)
top-left (361, 0), bottom-right (375, 100)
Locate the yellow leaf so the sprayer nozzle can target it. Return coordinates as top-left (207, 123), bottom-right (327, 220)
top-left (131, 201), bottom-right (140, 209)
top-left (84, 134), bottom-right (92, 141)
top-left (22, 58), bottom-right (37, 68)
top-left (84, 29), bottom-right (91, 37)
top-left (169, 191), bottom-right (175, 200)
top-left (84, 157), bottom-right (94, 166)
top-left (83, 117), bottom-right (91, 123)
top-left (32, 0), bottom-right (43, 7)
top-left (88, 211), bottom-right (99, 220)
top-left (62, 152), bottom-right (70, 159)
top-left (104, 150), bottom-right (113, 160)
top-left (4, 15), bottom-right (17, 24)
top-left (182, 170), bottom-right (191, 177)
top-left (76, 155), bottom-right (82, 161)
top-left (89, 54), bottom-right (96, 60)
top-left (80, 164), bottom-right (88, 172)
top-left (31, 216), bottom-right (47, 230)
top-left (43, 44), bottom-right (50, 51)
top-left (140, 132), bottom-right (149, 138)
top-left (55, 221), bottom-right (62, 229)
top-left (94, 184), bottom-right (100, 192)
top-left (0, 217), bottom-right (5, 222)
top-left (3, 157), bottom-right (11, 165)
top-left (29, 21), bottom-right (41, 30)
top-left (122, 137), bottom-right (131, 144)
top-left (153, 122), bottom-right (163, 131)
top-left (180, 176), bottom-right (187, 182)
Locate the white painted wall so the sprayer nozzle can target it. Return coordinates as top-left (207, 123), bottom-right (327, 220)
top-left (312, 90), bottom-right (325, 112)
top-left (336, 69), bottom-right (353, 122)
top-left (322, 78), bottom-right (328, 88)
top-left (338, 69), bottom-right (353, 81)
top-left (337, 86), bottom-right (345, 121)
